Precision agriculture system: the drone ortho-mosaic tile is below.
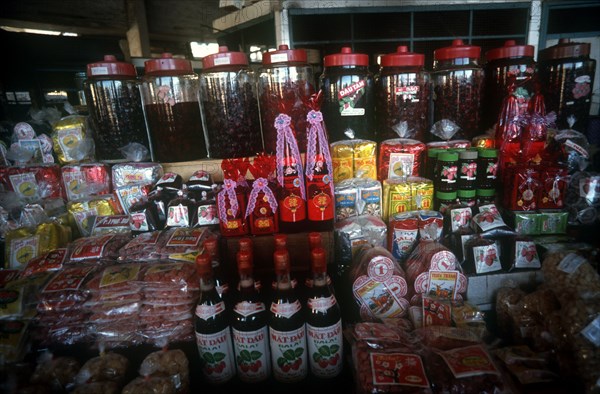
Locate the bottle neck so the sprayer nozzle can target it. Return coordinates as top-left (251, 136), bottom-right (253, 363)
top-left (275, 271), bottom-right (292, 290)
top-left (238, 271), bottom-right (255, 290)
top-left (200, 274), bottom-right (216, 292)
top-left (312, 270), bottom-right (328, 288)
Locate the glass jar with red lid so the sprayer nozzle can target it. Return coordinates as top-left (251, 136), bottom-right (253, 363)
top-left (376, 45), bottom-right (430, 142)
top-left (200, 46), bottom-right (263, 159)
top-left (538, 38), bottom-right (596, 132)
top-left (84, 55), bottom-right (150, 162)
top-left (432, 39), bottom-right (484, 141)
top-left (141, 53), bottom-right (207, 162)
top-left (483, 40), bottom-right (536, 131)
top-left (259, 45), bottom-right (315, 154)
top-left (320, 47), bottom-right (375, 143)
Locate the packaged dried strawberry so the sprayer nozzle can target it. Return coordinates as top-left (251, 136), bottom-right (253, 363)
top-left (117, 231), bottom-right (162, 262)
top-left (142, 261), bottom-right (199, 292)
top-left (139, 346), bottom-right (190, 394)
top-left (67, 233), bottom-right (132, 263)
top-left (38, 265), bottom-right (98, 313)
top-left (152, 227), bottom-right (214, 262)
top-left (20, 248), bottom-right (67, 277)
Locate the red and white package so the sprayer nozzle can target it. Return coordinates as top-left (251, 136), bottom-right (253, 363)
top-left (38, 265), bottom-right (98, 312)
top-left (67, 234), bottom-right (131, 263)
top-left (118, 231), bottom-right (162, 262)
top-left (20, 249), bottom-right (68, 277)
top-left (61, 163), bottom-right (111, 202)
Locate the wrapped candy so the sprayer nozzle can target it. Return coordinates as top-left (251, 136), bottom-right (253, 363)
top-left (504, 166), bottom-right (542, 211)
top-left (67, 196), bottom-right (122, 237)
top-left (246, 153), bottom-right (278, 235)
top-left (521, 84), bottom-right (554, 165)
top-left (378, 138), bottom-right (427, 181)
top-left (51, 115), bottom-right (94, 164)
top-left (330, 139), bottom-right (377, 182)
top-left (61, 163), bottom-right (111, 202)
top-left (217, 158), bottom-right (250, 237)
top-left (1, 164), bottom-right (65, 201)
top-left (111, 162), bottom-right (164, 189)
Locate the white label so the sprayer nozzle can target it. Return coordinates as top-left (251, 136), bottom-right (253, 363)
top-left (10, 235), bottom-right (40, 269)
top-left (57, 127), bottom-right (83, 162)
top-left (460, 234), bottom-right (477, 263)
top-left (167, 205), bottom-right (190, 227)
top-left (213, 57), bottom-right (231, 66)
top-left (341, 107), bottom-right (365, 116)
top-left (450, 207), bottom-right (472, 232)
top-left (90, 66), bottom-right (109, 75)
top-left (232, 326), bottom-right (271, 382)
top-left (565, 139), bottom-right (590, 159)
top-left (307, 320), bottom-right (343, 378)
top-left (9, 173), bottom-right (39, 201)
top-left (62, 169), bottom-right (87, 201)
top-left (196, 327), bottom-right (236, 384)
top-left (234, 301), bottom-right (266, 318)
top-left (270, 300), bottom-right (302, 319)
top-left (558, 253), bottom-right (587, 274)
top-left (473, 244), bottom-right (502, 274)
top-left (269, 53), bottom-right (289, 63)
top-left (388, 153), bottom-right (415, 179)
top-left (197, 204), bottom-right (219, 225)
top-left (514, 241), bottom-right (541, 269)
top-left (581, 316), bottom-right (600, 347)
top-left (196, 301), bottom-right (226, 320)
top-left (307, 295), bottom-right (336, 313)
top-left (392, 228), bottom-right (419, 260)
top-left (129, 212), bottom-right (150, 232)
top-left (269, 325), bottom-right (308, 382)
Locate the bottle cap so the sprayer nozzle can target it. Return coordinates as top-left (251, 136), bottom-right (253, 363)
top-left (308, 232), bottom-right (322, 249)
top-left (380, 45), bottom-right (425, 67)
top-left (324, 46), bottom-right (369, 67)
top-left (538, 38), bottom-right (591, 62)
top-left (459, 150), bottom-right (478, 160)
top-left (144, 53), bottom-right (193, 75)
top-left (273, 249), bottom-right (290, 274)
top-left (202, 46), bottom-right (248, 70)
top-left (310, 247), bottom-right (327, 273)
top-left (438, 151), bottom-right (459, 162)
top-left (87, 55), bottom-right (136, 78)
top-left (203, 238), bottom-right (219, 259)
top-left (239, 237), bottom-right (253, 251)
top-left (434, 39), bottom-right (481, 62)
top-left (274, 234), bottom-right (288, 250)
top-left (237, 250), bottom-right (253, 271)
top-left (195, 252), bottom-right (212, 276)
top-left (478, 148), bottom-right (498, 158)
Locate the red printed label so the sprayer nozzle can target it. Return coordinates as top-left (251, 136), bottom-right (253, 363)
top-left (44, 266), bottom-right (96, 292)
top-left (369, 352), bottom-right (430, 388)
top-left (167, 228), bottom-right (204, 247)
top-left (307, 174), bottom-right (333, 221)
top-left (69, 235), bottom-right (114, 261)
top-left (423, 296), bottom-right (452, 327)
top-left (438, 345), bottom-right (500, 378)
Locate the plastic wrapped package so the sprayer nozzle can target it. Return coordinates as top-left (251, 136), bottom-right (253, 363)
top-left (37, 265), bottom-right (98, 313)
top-left (152, 227), bottom-right (213, 262)
top-left (67, 195), bottom-right (122, 237)
top-left (0, 273), bottom-right (52, 320)
top-left (139, 348), bottom-right (190, 394)
top-left (61, 163), bottom-right (111, 202)
top-left (330, 139), bottom-right (378, 182)
top-left (20, 248), bottom-right (67, 277)
top-left (334, 215), bottom-right (387, 270)
top-left (349, 245), bottom-right (410, 321)
top-left (493, 346), bottom-right (559, 386)
top-left (566, 171), bottom-right (600, 226)
top-left (541, 251), bottom-right (600, 302)
top-left (51, 114), bottom-right (94, 164)
top-left (508, 288), bottom-right (560, 351)
top-left (334, 177), bottom-right (382, 221)
top-left (122, 376), bottom-right (177, 394)
top-left (75, 352), bottom-right (129, 385)
top-left (495, 286), bottom-right (527, 341)
top-left (31, 354), bottom-right (80, 392)
top-left (0, 164), bottom-right (65, 201)
top-left (67, 233), bottom-right (132, 263)
top-left (117, 231), bottom-right (162, 261)
top-left (345, 322), bottom-right (430, 394)
top-left (111, 162), bottom-right (164, 189)
top-left (4, 222), bottom-right (71, 270)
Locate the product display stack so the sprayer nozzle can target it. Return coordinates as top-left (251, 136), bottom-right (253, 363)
top-left (0, 37), bottom-right (598, 394)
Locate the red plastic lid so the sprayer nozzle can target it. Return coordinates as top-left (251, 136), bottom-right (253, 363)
top-left (538, 38), bottom-right (591, 62)
top-left (87, 55), bottom-right (136, 77)
top-left (324, 47), bottom-right (369, 67)
top-left (144, 53), bottom-right (193, 75)
top-left (202, 46), bottom-right (248, 70)
top-left (274, 234), bottom-right (288, 250)
top-left (308, 232), bottom-right (322, 249)
top-left (263, 44), bottom-right (307, 65)
top-left (195, 252), bottom-right (212, 275)
top-left (239, 237), bottom-right (253, 251)
top-left (273, 250), bottom-right (290, 274)
top-left (237, 250), bottom-right (253, 270)
top-left (310, 247), bottom-right (327, 272)
top-left (434, 39), bottom-right (481, 61)
top-left (203, 238), bottom-right (219, 259)
top-left (380, 46), bottom-right (425, 67)
top-left (485, 40), bottom-right (534, 62)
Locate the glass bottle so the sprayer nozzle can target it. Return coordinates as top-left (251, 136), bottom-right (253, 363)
top-left (232, 250), bottom-right (271, 383)
top-left (194, 252), bottom-right (236, 384)
top-left (305, 247), bottom-right (343, 379)
top-left (269, 249), bottom-right (307, 383)
top-left (203, 238), bottom-right (229, 300)
top-left (141, 53), bottom-right (207, 162)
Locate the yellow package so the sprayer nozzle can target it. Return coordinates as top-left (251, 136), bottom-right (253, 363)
top-left (382, 179), bottom-right (412, 221)
top-left (51, 115), bottom-right (89, 164)
top-left (67, 196), bottom-right (120, 237)
top-left (331, 141), bottom-right (354, 182)
top-left (353, 140), bottom-right (377, 180)
top-left (331, 139), bottom-right (377, 183)
top-left (5, 222), bottom-right (72, 270)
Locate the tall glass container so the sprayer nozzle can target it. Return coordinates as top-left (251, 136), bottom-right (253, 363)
top-left (84, 55), bottom-right (150, 162)
top-left (320, 47), bottom-right (375, 143)
top-left (200, 46), bottom-right (262, 158)
top-left (376, 45), bottom-right (430, 142)
top-left (538, 38), bottom-right (596, 132)
top-left (259, 44), bottom-right (315, 154)
top-left (432, 39), bottom-right (484, 141)
top-left (141, 53), bottom-right (206, 163)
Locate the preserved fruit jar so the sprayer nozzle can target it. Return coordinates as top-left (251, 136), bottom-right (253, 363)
top-left (141, 53), bottom-right (207, 162)
top-left (84, 55), bottom-right (150, 162)
top-left (259, 45), bottom-right (315, 154)
top-left (538, 38), bottom-right (596, 132)
top-left (320, 47), bottom-right (375, 143)
top-left (432, 39), bottom-right (484, 141)
top-left (200, 46), bottom-right (262, 158)
top-left (376, 46), bottom-right (430, 142)
top-left (483, 40), bottom-right (536, 131)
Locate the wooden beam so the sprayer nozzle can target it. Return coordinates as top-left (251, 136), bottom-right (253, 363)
top-left (0, 18), bottom-right (125, 36)
top-left (126, 0), bottom-right (151, 58)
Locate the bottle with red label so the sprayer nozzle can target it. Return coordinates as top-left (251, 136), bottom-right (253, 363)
top-left (305, 247), bottom-right (343, 379)
top-left (269, 249), bottom-right (307, 383)
top-left (202, 238), bottom-right (230, 301)
top-left (232, 249), bottom-right (271, 383)
top-left (194, 252), bottom-right (236, 385)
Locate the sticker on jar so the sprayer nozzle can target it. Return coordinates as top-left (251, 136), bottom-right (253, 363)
top-left (438, 345), bottom-right (500, 378)
top-left (395, 85), bottom-right (420, 101)
top-left (581, 315), bottom-right (600, 347)
top-left (572, 75), bottom-right (592, 99)
top-left (269, 53), bottom-right (289, 63)
top-left (426, 271), bottom-right (459, 300)
top-left (167, 204), bottom-right (190, 227)
top-left (558, 253), bottom-right (587, 274)
top-left (57, 127), bottom-right (83, 162)
top-left (423, 296), bottom-right (452, 327)
top-left (129, 213), bottom-right (150, 232)
top-left (388, 153), bottom-right (415, 179)
top-left (9, 173), bottom-right (40, 201)
top-left (369, 352), bottom-right (430, 388)
top-left (514, 241), bottom-right (540, 269)
top-left (473, 244), bottom-right (501, 274)
top-left (338, 80), bottom-right (366, 116)
top-left (197, 204), bottom-right (219, 226)
top-left (9, 236), bottom-right (40, 269)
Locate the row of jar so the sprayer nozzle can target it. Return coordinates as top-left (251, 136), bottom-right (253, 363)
top-left (84, 39), bottom-right (595, 163)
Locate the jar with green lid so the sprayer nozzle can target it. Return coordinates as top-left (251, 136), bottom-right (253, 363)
top-left (434, 151), bottom-right (459, 192)
top-left (477, 188), bottom-right (496, 205)
top-left (435, 190), bottom-right (457, 213)
top-left (476, 148), bottom-right (498, 189)
top-left (457, 189), bottom-right (477, 207)
top-left (457, 150), bottom-right (478, 190)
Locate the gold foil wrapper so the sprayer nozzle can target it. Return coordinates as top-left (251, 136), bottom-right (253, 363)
top-left (382, 177), bottom-right (434, 221)
top-left (52, 115), bottom-right (88, 164)
top-left (67, 196), bottom-right (120, 237)
top-left (4, 223), bottom-right (71, 269)
top-left (331, 139), bottom-right (377, 183)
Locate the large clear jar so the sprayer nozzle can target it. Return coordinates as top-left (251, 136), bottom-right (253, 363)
top-left (538, 38), bottom-right (596, 132)
top-left (200, 46), bottom-right (262, 159)
top-left (141, 53), bottom-right (206, 162)
top-left (376, 46), bottom-right (430, 142)
top-left (483, 40), bottom-right (536, 131)
top-left (320, 47), bottom-right (375, 143)
top-left (258, 44), bottom-right (315, 154)
top-left (432, 39), bottom-right (484, 141)
top-left (84, 55), bottom-right (150, 162)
